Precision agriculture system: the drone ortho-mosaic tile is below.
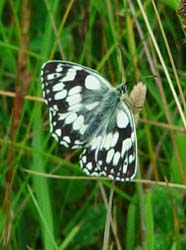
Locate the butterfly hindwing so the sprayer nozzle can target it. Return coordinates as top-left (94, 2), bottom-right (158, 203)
top-left (80, 102), bottom-right (137, 181)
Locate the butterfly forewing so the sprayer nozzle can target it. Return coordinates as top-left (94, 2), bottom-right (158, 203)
top-left (41, 60), bottom-right (137, 181)
top-left (41, 61), bottom-right (111, 148)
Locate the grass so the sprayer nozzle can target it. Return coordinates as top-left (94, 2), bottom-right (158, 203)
top-left (1, 0), bottom-right (186, 249)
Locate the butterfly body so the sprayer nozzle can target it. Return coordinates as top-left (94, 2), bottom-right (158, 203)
top-left (41, 61), bottom-right (137, 181)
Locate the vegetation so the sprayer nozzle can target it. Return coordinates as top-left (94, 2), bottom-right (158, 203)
top-left (1, 0), bottom-right (186, 249)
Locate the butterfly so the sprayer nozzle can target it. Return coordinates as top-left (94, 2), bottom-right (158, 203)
top-left (41, 61), bottom-right (137, 182)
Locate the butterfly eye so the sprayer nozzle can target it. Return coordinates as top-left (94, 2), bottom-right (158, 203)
top-left (41, 61), bottom-right (137, 182)
top-left (117, 83), bottom-right (128, 95)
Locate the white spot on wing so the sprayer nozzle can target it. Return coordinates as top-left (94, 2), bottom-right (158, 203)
top-left (79, 124), bottom-right (88, 135)
top-left (131, 131), bottom-right (135, 141)
top-left (71, 140), bottom-right (82, 149)
top-left (56, 64), bottom-right (63, 72)
top-left (72, 65), bottom-right (82, 70)
top-left (52, 105), bottom-right (58, 111)
top-left (52, 83), bottom-right (64, 91)
top-left (83, 168), bottom-right (90, 175)
top-left (65, 112), bottom-right (78, 124)
top-left (92, 172), bottom-right (99, 176)
top-left (73, 115), bottom-right (84, 130)
top-left (81, 155), bottom-right (87, 163)
top-left (54, 89), bottom-right (67, 100)
top-left (106, 148), bottom-right (115, 164)
top-left (86, 162), bottom-right (93, 170)
top-left (101, 171), bottom-right (106, 176)
top-left (129, 154), bottom-right (135, 163)
top-left (98, 160), bottom-right (102, 165)
top-left (116, 110), bottom-right (128, 128)
top-left (68, 86), bottom-right (82, 96)
top-left (63, 136), bottom-right (71, 143)
top-left (100, 134), bottom-right (107, 149)
top-left (68, 103), bottom-right (82, 112)
top-left (108, 174), bottom-right (114, 180)
top-left (62, 68), bottom-right (76, 82)
top-left (110, 168), bottom-right (114, 174)
top-left (121, 138), bottom-right (132, 157)
top-left (91, 136), bottom-right (102, 150)
top-left (55, 129), bottom-right (61, 137)
top-left (66, 94), bottom-right (81, 106)
top-left (85, 75), bottom-right (101, 90)
top-left (111, 132), bottom-right (119, 147)
top-left (52, 133), bottom-right (59, 141)
top-left (60, 140), bottom-right (69, 147)
top-left (113, 152), bottom-right (120, 165)
top-left (85, 102), bottom-right (99, 110)
top-left (104, 133), bottom-right (113, 150)
top-left (123, 159), bottom-right (128, 174)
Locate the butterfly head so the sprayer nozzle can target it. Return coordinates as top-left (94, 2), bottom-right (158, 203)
top-left (117, 83), bottom-right (128, 97)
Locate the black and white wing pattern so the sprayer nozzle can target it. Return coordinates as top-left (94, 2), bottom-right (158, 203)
top-left (41, 60), bottom-right (137, 181)
top-left (80, 102), bottom-right (137, 181)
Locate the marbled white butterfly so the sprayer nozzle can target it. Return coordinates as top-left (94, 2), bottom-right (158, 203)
top-left (41, 61), bottom-right (137, 181)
